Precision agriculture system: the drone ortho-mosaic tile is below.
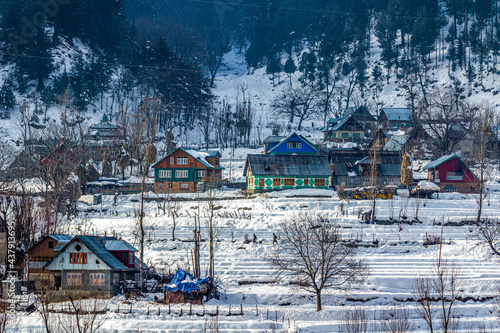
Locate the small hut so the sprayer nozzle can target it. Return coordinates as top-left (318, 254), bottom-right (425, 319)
top-left (163, 269), bottom-right (210, 305)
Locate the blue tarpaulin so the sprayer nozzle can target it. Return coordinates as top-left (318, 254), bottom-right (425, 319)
top-left (163, 269), bottom-right (209, 293)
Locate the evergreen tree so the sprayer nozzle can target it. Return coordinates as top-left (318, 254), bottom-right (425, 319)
top-left (283, 56), bottom-right (297, 85)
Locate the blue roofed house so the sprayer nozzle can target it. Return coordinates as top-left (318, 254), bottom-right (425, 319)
top-left (379, 108), bottom-right (413, 129)
top-left (263, 132), bottom-right (318, 155)
top-left (43, 236), bottom-right (145, 298)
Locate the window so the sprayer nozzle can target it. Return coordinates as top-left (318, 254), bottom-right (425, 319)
top-left (303, 179), bottom-right (309, 186)
top-left (273, 178), bottom-right (281, 186)
top-left (443, 185), bottom-right (456, 192)
top-left (214, 158), bottom-right (219, 166)
top-left (342, 133), bottom-right (349, 139)
top-left (159, 170), bottom-right (171, 178)
top-left (67, 273), bottom-right (82, 286)
top-left (180, 184), bottom-right (189, 189)
top-left (129, 253), bottom-right (134, 264)
top-left (315, 179), bottom-right (326, 186)
top-left (331, 133), bottom-right (336, 138)
top-left (175, 170), bottom-right (188, 178)
top-left (90, 273), bottom-right (105, 286)
top-left (353, 133), bottom-right (360, 139)
top-left (284, 178), bottom-right (295, 186)
top-left (287, 141), bottom-right (302, 149)
top-left (177, 157), bottom-right (188, 165)
top-left (159, 183), bottom-right (163, 189)
top-left (48, 241), bottom-right (54, 249)
top-left (168, 183), bottom-right (172, 189)
top-left (259, 178), bottom-right (265, 187)
top-left (170, 157), bottom-right (174, 165)
top-left (123, 253), bottom-right (127, 260)
top-left (113, 274), bottom-right (120, 285)
top-left (198, 170), bottom-right (205, 177)
top-left (446, 171), bottom-right (463, 181)
top-left (70, 253), bottom-right (87, 264)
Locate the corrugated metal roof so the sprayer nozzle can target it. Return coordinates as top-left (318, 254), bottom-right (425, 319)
top-left (104, 240), bottom-right (138, 252)
top-left (48, 234), bottom-right (72, 242)
top-left (422, 154), bottom-right (456, 169)
top-left (382, 108), bottom-right (412, 122)
top-left (54, 241), bottom-right (69, 252)
top-left (244, 154), bottom-right (331, 177)
top-left (78, 236), bottom-right (129, 270)
top-left (267, 133), bottom-right (318, 154)
top-left (380, 164), bottom-right (402, 176)
top-left (263, 135), bottom-right (285, 143)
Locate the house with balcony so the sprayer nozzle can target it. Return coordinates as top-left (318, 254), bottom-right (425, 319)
top-left (152, 148), bottom-right (223, 192)
top-left (323, 115), bottom-right (366, 142)
top-left (423, 154), bottom-right (479, 193)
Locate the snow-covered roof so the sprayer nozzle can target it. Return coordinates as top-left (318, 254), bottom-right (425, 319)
top-left (383, 134), bottom-right (410, 151)
top-left (184, 149), bottom-right (221, 169)
top-left (382, 108), bottom-right (412, 122)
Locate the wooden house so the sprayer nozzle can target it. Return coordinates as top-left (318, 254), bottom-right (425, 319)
top-left (27, 234), bottom-right (72, 291)
top-left (244, 154), bottom-right (331, 194)
top-left (423, 154), bottom-right (479, 193)
top-left (43, 236), bottom-right (141, 298)
top-left (379, 108), bottom-right (413, 128)
top-left (88, 114), bottom-right (124, 147)
top-left (329, 150), bottom-right (402, 189)
top-left (263, 133), bottom-right (318, 155)
top-left (152, 148), bottom-right (223, 193)
top-left (323, 115), bottom-right (366, 142)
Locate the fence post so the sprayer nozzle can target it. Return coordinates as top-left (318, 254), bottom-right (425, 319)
top-left (256, 304), bottom-right (258, 316)
top-left (240, 304), bottom-right (243, 315)
top-left (216, 306), bottom-right (219, 316)
top-left (228, 304), bottom-right (231, 315)
top-left (190, 303), bottom-right (192, 315)
top-left (266, 309), bottom-right (268, 320)
top-left (117, 304), bottom-right (119, 313)
top-left (203, 305), bottom-right (205, 316)
top-left (130, 303), bottom-right (132, 314)
top-left (158, 307), bottom-right (160, 316)
top-left (275, 311), bottom-right (277, 322)
top-left (168, 303), bottom-right (170, 315)
top-left (147, 306), bottom-right (149, 316)
top-left (180, 307), bottom-right (183, 316)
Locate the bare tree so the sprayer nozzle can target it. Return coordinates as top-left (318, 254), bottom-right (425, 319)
top-left (58, 290), bottom-right (108, 333)
top-left (475, 218), bottom-right (500, 256)
top-left (401, 153), bottom-right (414, 191)
top-left (272, 85), bottom-right (319, 130)
top-left (340, 307), bottom-right (370, 333)
top-left (168, 199), bottom-right (180, 241)
top-left (415, 87), bottom-right (474, 155)
top-left (378, 302), bottom-right (414, 333)
top-left (413, 260), bottom-right (461, 333)
top-left (266, 213), bottom-right (369, 311)
top-left (474, 105), bottom-right (493, 224)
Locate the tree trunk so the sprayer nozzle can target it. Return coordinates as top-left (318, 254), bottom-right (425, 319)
top-left (316, 289), bottom-right (322, 311)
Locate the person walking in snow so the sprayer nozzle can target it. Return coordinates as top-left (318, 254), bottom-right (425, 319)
top-left (253, 233), bottom-right (257, 244)
top-left (273, 233), bottom-right (278, 244)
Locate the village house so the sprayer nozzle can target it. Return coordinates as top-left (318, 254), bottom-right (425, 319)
top-left (88, 114), bottom-right (124, 146)
top-left (43, 236), bottom-right (142, 298)
top-left (329, 150), bottom-right (402, 189)
top-left (152, 148), bottom-right (223, 193)
top-left (323, 115), bottom-right (366, 142)
top-left (379, 108), bottom-right (413, 129)
top-left (27, 234), bottom-right (72, 291)
top-left (423, 154), bottom-right (479, 194)
top-left (244, 154), bottom-right (331, 194)
top-left (263, 132), bottom-right (318, 155)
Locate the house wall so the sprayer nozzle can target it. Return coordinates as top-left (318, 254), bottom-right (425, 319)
top-left (61, 269), bottom-right (113, 293)
top-left (332, 175), bottom-right (402, 189)
top-left (269, 135), bottom-right (317, 154)
top-left (247, 175), bottom-right (330, 194)
top-left (28, 237), bottom-right (62, 275)
top-left (325, 130), bottom-right (365, 141)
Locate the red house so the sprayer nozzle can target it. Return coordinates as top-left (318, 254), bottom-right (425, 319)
top-left (423, 154), bottom-right (478, 194)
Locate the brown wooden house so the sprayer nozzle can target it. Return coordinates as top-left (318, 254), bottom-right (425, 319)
top-left (27, 234), bottom-right (72, 291)
top-left (152, 148), bottom-right (223, 193)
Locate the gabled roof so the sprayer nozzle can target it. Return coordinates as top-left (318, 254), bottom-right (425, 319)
top-left (383, 134), bottom-right (410, 151)
top-left (104, 240), bottom-right (138, 252)
top-left (44, 236), bottom-right (137, 271)
top-left (382, 108), bottom-right (413, 122)
top-left (263, 135), bottom-right (285, 144)
top-left (28, 234), bottom-right (72, 253)
top-left (423, 154), bottom-right (459, 169)
top-left (267, 132), bottom-right (318, 154)
top-left (244, 154), bottom-right (331, 177)
top-left (152, 148), bottom-right (223, 169)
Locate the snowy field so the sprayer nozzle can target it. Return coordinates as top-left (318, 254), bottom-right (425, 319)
top-left (13, 186), bottom-right (500, 332)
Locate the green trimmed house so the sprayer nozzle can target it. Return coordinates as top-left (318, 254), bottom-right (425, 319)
top-left (152, 148), bottom-right (223, 192)
top-left (244, 154), bottom-right (332, 194)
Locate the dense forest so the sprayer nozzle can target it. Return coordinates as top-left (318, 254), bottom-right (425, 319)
top-left (1, 0), bottom-right (500, 138)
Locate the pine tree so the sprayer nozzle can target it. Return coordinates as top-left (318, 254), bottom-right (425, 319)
top-left (283, 56), bottom-right (297, 85)
top-left (0, 79), bottom-right (16, 117)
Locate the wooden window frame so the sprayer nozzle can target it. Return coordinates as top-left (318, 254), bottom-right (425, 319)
top-left (314, 178), bottom-right (326, 186)
top-left (170, 157), bottom-right (174, 165)
top-left (67, 273), bottom-right (82, 286)
top-left (177, 157), bottom-right (188, 165)
top-left (70, 252), bottom-right (87, 264)
top-left (259, 178), bottom-right (265, 187)
top-left (90, 273), bottom-right (105, 286)
top-left (175, 170), bottom-right (188, 178)
top-left (284, 178), bottom-right (295, 186)
top-left (273, 178), bottom-right (281, 186)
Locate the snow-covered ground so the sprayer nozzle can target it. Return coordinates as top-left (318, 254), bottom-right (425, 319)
top-left (12, 184), bottom-right (500, 332)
